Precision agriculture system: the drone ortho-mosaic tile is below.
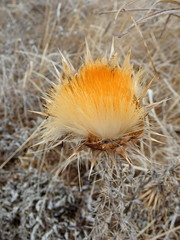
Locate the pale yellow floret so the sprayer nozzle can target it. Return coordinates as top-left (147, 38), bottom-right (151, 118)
top-left (43, 54), bottom-right (144, 143)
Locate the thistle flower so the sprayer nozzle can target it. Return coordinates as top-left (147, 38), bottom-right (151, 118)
top-left (41, 44), bottom-right (152, 171)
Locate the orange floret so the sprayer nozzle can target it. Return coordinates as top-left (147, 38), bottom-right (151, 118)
top-left (43, 54), bottom-right (144, 143)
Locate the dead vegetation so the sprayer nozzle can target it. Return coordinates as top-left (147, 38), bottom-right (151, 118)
top-left (0, 0), bottom-right (180, 239)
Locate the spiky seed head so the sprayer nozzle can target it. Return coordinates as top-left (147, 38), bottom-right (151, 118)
top-left (138, 181), bottom-right (165, 210)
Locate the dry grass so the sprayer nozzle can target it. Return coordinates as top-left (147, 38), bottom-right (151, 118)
top-left (0, 0), bottom-right (180, 239)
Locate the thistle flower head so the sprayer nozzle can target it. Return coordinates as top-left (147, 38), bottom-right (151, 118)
top-left (41, 46), bottom-right (150, 169)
